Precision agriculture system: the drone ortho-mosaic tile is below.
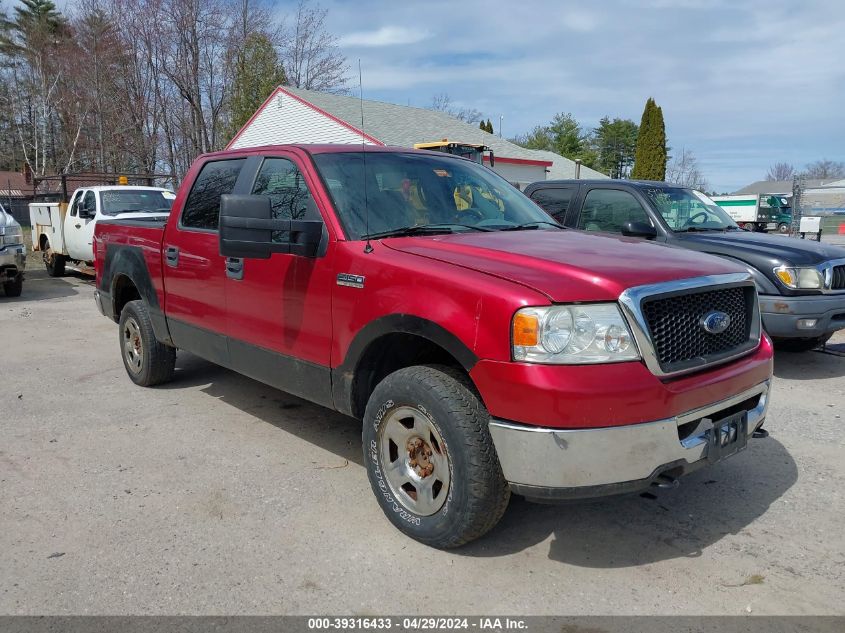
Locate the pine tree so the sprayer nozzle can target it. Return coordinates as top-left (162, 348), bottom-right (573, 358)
top-left (485, 118), bottom-right (493, 134)
top-left (630, 97), bottom-right (667, 181)
top-left (228, 33), bottom-right (287, 137)
top-left (479, 120), bottom-right (486, 132)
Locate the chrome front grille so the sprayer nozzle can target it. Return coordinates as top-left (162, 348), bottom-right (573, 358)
top-left (619, 273), bottom-right (762, 378)
top-left (830, 265), bottom-right (845, 290)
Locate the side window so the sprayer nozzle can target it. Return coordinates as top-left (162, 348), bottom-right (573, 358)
top-left (251, 157), bottom-right (317, 243)
top-left (83, 191), bottom-right (96, 216)
top-left (69, 191), bottom-right (81, 216)
top-left (529, 187), bottom-right (574, 223)
top-left (181, 159), bottom-right (246, 230)
top-left (577, 189), bottom-right (651, 234)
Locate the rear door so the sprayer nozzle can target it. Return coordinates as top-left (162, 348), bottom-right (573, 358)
top-left (163, 157), bottom-right (249, 365)
top-left (223, 152), bottom-right (336, 407)
top-left (528, 185), bottom-right (577, 225)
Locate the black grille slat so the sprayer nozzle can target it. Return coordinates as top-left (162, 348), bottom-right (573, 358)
top-left (641, 287), bottom-right (753, 373)
top-left (832, 265), bottom-right (845, 290)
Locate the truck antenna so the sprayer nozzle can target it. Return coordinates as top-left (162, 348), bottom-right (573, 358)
top-left (359, 59), bottom-right (373, 254)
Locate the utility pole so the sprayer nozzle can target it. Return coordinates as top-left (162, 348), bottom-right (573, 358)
top-left (499, 115), bottom-right (503, 138)
top-left (791, 175), bottom-right (804, 237)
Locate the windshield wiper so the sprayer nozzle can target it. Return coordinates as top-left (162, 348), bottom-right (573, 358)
top-left (494, 220), bottom-right (564, 231)
top-left (677, 226), bottom-right (726, 232)
top-left (362, 223), bottom-right (494, 240)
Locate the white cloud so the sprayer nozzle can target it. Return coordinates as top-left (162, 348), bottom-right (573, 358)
top-left (339, 26), bottom-right (431, 47)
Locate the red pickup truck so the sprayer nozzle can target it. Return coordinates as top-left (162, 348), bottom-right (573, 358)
top-left (94, 145), bottom-right (774, 548)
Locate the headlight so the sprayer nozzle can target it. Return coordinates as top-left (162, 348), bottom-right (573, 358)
top-left (773, 266), bottom-right (823, 289)
top-left (512, 304), bottom-right (640, 364)
top-left (0, 224), bottom-right (23, 247)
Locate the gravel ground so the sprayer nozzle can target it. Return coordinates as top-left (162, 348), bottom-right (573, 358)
top-left (1, 255), bottom-right (844, 616)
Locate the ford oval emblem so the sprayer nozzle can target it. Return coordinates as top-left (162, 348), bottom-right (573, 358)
top-left (700, 310), bottom-right (731, 334)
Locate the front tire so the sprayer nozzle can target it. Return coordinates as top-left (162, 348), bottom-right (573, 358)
top-left (777, 222), bottom-right (789, 234)
top-left (363, 365), bottom-right (510, 548)
top-left (118, 300), bottom-right (176, 386)
top-left (3, 274), bottom-right (22, 297)
top-left (773, 334), bottom-right (832, 352)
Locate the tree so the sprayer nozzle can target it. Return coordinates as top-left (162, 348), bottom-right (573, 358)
top-left (429, 93), bottom-right (483, 124)
top-left (630, 97), bottom-right (666, 180)
top-left (228, 32), bottom-right (286, 135)
top-left (804, 159), bottom-right (845, 180)
top-left (485, 119), bottom-right (493, 133)
top-left (666, 148), bottom-right (708, 190)
top-left (511, 112), bottom-right (597, 166)
top-left (590, 116), bottom-right (638, 178)
top-left (765, 162), bottom-right (795, 181)
top-left (281, 0), bottom-right (347, 93)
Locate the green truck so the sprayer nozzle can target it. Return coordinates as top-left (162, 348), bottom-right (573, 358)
top-left (711, 194), bottom-right (792, 233)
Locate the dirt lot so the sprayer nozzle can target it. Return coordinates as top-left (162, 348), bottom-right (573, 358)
top-left (2, 255), bottom-right (844, 616)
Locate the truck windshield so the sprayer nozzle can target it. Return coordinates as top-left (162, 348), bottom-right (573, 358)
top-left (644, 187), bottom-right (739, 232)
top-left (100, 189), bottom-right (175, 216)
top-left (312, 151), bottom-right (556, 240)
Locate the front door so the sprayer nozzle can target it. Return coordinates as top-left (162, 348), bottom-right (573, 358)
top-left (163, 157), bottom-right (248, 365)
top-left (224, 154), bottom-right (336, 407)
top-left (65, 190), bottom-right (97, 261)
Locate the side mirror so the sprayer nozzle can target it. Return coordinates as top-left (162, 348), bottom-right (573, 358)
top-left (488, 150), bottom-right (495, 167)
top-left (79, 207), bottom-right (95, 220)
top-left (219, 194), bottom-right (323, 259)
top-left (621, 220), bottom-right (657, 239)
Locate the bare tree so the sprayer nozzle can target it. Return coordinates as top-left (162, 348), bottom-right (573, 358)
top-left (429, 92), bottom-right (484, 124)
top-left (280, 0), bottom-right (347, 93)
top-left (804, 159), bottom-right (845, 180)
top-left (765, 162), bottom-right (795, 181)
top-left (665, 148), bottom-right (709, 191)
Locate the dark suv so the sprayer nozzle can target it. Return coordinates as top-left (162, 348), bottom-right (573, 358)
top-left (525, 180), bottom-right (845, 351)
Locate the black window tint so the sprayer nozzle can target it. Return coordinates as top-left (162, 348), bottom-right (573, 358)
top-left (530, 187), bottom-right (573, 223)
top-left (83, 191), bottom-right (96, 212)
top-left (251, 157), bottom-right (317, 243)
top-left (578, 189), bottom-right (651, 233)
top-left (181, 159), bottom-right (246, 230)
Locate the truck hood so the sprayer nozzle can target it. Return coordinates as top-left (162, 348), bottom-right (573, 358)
top-left (107, 212), bottom-right (170, 221)
top-left (382, 229), bottom-right (744, 302)
top-left (0, 208), bottom-right (20, 229)
top-left (675, 230), bottom-right (845, 267)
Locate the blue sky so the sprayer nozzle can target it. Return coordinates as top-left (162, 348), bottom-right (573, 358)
top-left (315, 0), bottom-right (845, 192)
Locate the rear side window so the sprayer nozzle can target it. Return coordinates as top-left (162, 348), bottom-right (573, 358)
top-left (181, 159), bottom-right (246, 230)
top-left (529, 187), bottom-right (574, 223)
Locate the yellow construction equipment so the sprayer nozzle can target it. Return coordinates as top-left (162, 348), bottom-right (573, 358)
top-left (413, 140), bottom-right (495, 166)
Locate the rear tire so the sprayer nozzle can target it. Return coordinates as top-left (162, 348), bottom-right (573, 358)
top-left (118, 299), bottom-right (176, 386)
top-left (773, 334), bottom-right (832, 353)
top-left (3, 274), bottom-right (22, 297)
top-left (45, 250), bottom-right (66, 277)
top-left (362, 364), bottom-right (510, 548)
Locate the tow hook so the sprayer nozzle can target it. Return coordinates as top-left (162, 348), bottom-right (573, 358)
top-left (752, 427), bottom-right (769, 439)
top-left (653, 474), bottom-right (680, 489)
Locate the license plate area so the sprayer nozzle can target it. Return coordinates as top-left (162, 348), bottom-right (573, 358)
top-left (706, 411), bottom-right (748, 464)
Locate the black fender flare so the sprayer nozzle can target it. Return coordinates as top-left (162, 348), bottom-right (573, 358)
top-left (101, 244), bottom-right (172, 345)
top-left (332, 314), bottom-right (478, 417)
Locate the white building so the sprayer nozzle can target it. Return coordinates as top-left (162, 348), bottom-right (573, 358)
top-left (228, 86), bottom-right (606, 189)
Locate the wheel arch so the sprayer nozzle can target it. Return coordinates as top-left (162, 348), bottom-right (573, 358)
top-left (332, 315), bottom-right (479, 419)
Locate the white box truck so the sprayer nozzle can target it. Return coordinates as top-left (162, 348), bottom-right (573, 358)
top-left (711, 194), bottom-right (792, 233)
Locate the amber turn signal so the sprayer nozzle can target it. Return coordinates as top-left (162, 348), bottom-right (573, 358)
top-left (513, 313), bottom-right (539, 347)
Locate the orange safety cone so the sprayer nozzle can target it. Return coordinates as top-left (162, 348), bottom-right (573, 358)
top-left (839, 223), bottom-right (845, 235)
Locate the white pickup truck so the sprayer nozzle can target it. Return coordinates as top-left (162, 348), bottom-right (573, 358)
top-left (29, 185), bottom-right (174, 276)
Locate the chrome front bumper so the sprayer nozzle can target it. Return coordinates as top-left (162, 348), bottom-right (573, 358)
top-left (489, 380), bottom-right (770, 498)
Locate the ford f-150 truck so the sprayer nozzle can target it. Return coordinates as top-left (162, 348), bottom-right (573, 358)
top-left (526, 180), bottom-right (845, 352)
top-left (94, 145), bottom-right (774, 548)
